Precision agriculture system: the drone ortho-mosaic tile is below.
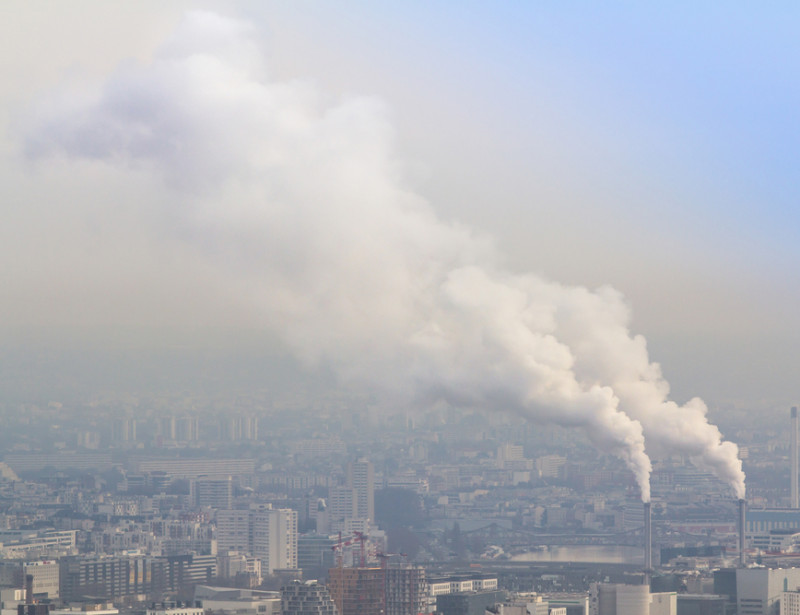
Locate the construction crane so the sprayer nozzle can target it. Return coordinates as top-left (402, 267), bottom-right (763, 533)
top-left (332, 531), bottom-right (369, 567)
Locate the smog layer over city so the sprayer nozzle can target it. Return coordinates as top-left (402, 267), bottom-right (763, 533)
top-left (1, 4), bottom-right (800, 615)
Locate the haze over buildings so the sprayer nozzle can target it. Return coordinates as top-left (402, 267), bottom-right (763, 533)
top-left (0, 3), bottom-right (756, 503)
top-left (1, 6), bottom-right (800, 615)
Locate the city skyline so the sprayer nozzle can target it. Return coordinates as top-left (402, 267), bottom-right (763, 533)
top-left (3, 5), bottom-right (800, 610)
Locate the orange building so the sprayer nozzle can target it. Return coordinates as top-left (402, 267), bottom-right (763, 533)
top-left (328, 567), bottom-right (385, 615)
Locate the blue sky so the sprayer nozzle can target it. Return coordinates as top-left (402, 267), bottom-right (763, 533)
top-left (301, 1), bottom-right (800, 242)
top-left (256, 3), bottom-right (800, 330)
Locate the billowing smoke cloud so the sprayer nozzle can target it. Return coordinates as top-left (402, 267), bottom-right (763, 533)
top-left (22, 11), bottom-right (744, 501)
top-left (552, 285), bottom-right (746, 499)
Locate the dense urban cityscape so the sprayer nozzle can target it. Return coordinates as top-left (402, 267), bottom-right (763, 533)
top-left (0, 387), bottom-right (797, 615)
top-left (4, 3), bottom-right (800, 615)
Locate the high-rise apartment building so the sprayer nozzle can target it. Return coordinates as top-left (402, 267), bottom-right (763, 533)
top-left (347, 460), bottom-right (374, 522)
top-left (194, 476), bottom-right (233, 510)
top-left (252, 507), bottom-right (298, 574)
top-left (220, 416), bottom-right (259, 441)
top-left (328, 487), bottom-right (358, 525)
top-left (217, 509), bottom-right (251, 554)
top-left (111, 418), bottom-right (137, 443)
top-left (215, 507), bottom-right (298, 575)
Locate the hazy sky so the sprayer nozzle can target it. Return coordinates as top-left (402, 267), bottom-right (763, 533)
top-left (1, 2), bottom-right (799, 412)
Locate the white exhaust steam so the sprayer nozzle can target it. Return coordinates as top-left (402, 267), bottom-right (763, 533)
top-left (22, 11), bottom-right (747, 502)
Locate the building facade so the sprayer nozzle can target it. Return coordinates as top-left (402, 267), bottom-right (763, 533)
top-left (347, 460), bottom-right (374, 522)
top-left (282, 580), bottom-right (339, 615)
top-left (385, 564), bottom-right (426, 615)
top-left (251, 508), bottom-right (298, 574)
top-left (328, 567), bottom-right (384, 615)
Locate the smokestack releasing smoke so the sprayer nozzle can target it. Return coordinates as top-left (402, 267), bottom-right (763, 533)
top-left (738, 498), bottom-right (746, 567)
top-left (643, 501), bottom-right (652, 573)
top-left (792, 407), bottom-right (798, 508)
top-left (21, 10), bottom-right (749, 503)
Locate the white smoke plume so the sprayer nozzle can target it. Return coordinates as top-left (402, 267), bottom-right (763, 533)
top-left (551, 287), bottom-right (746, 498)
top-left (21, 11), bottom-right (744, 501)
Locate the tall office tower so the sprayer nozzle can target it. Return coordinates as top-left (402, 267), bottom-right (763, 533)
top-left (251, 507), bottom-right (298, 574)
top-left (282, 580), bottom-right (339, 615)
top-left (347, 459), bottom-right (374, 521)
top-left (176, 416), bottom-right (199, 442)
top-left (194, 476), bottom-right (233, 509)
top-left (216, 509), bottom-right (251, 553)
top-left (328, 567), bottom-right (384, 615)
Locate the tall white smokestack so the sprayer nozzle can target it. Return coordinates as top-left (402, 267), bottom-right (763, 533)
top-left (644, 501), bottom-right (652, 574)
top-left (738, 498), bottom-right (746, 567)
top-left (792, 407), bottom-right (798, 508)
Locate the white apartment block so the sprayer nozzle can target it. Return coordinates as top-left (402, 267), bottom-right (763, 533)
top-left (216, 507), bottom-right (298, 574)
top-left (347, 459), bottom-right (374, 521)
top-left (217, 510), bottom-right (251, 554)
top-left (251, 508), bottom-right (298, 575)
top-left (328, 486), bottom-right (358, 523)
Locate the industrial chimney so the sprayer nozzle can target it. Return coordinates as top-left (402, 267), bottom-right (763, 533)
top-left (644, 501), bottom-right (652, 574)
top-left (738, 498), bottom-right (746, 567)
top-left (792, 407), bottom-right (798, 508)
